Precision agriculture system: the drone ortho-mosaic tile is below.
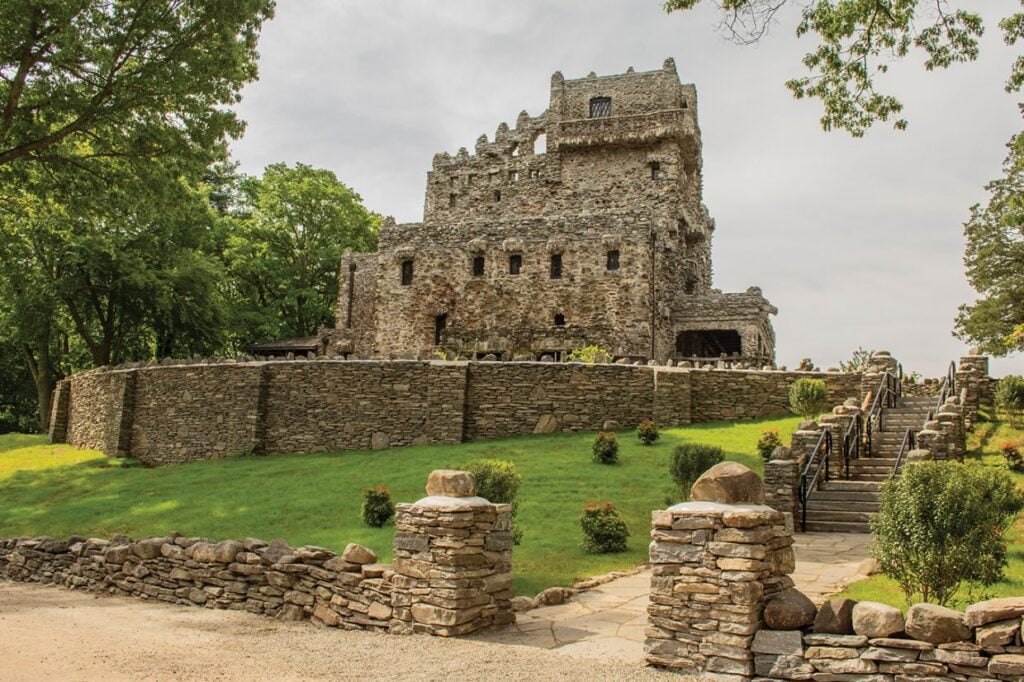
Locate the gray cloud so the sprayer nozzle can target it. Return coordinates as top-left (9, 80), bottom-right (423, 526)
top-left (230, 0), bottom-right (1024, 377)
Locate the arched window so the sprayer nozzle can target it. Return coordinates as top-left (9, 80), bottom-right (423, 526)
top-left (400, 260), bottom-right (413, 286)
top-left (554, 313), bottom-right (566, 327)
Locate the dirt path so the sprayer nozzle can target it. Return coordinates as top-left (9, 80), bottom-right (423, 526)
top-left (0, 582), bottom-right (674, 681)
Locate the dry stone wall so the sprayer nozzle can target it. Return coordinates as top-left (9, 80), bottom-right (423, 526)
top-left (0, 470), bottom-right (513, 639)
top-left (53, 359), bottom-right (860, 465)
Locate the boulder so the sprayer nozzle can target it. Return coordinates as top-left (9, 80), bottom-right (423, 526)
top-left (905, 603), bottom-right (971, 644)
top-left (341, 543), bottom-right (377, 565)
top-left (511, 596), bottom-right (535, 612)
top-left (964, 597), bottom-right (1024, 628)
top-left (852, 601), bottom-right (905, 638)
top-left (132, 537), bottom-right (169, 560)
top-left (213, 540), bottom-right (243, 563)
top-left (534, 586), bottom-right (573, 607)
top-left (425, 470), bottom-right (476, 498)
top-left (764, 588), bottom-right (817, 630)
top-left (814, 598), bottom-right (857, 635)
top-left (533, 414), bottom-right (559, 433)
top-left (689, 461), bottom-right (765, 505)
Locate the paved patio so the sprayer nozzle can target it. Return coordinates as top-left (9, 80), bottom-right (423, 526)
top-left (472, 532), bottom-right (873, 662)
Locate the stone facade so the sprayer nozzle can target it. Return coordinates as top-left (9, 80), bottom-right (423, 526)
top-left (0, 470), bottom-right (513, 638)
top-left (51, 359), bottom-right (861, 465)
top-left (328, 60), bottom-right (776, 364)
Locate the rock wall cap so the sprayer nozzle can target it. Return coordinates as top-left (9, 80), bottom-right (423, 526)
top-left (425, 470), bottom-right (477, 498)
top-left (690, 461), bottom-right (765, 505)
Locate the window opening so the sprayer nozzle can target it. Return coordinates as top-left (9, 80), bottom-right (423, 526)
top-left (606, 249), bottom-right (620, 271)
top-left (494, 190), bottom-right (501, 202)
top-left (650, 162), bottom-right (661, 180)
top-left (550, 253), bottom-right (562, 279)
top-left (448, 194), bottom-right (456, 209)
top-left (509, 254), bottom-right (522, 275)
top-left (472, 255), bottom-right (485, 277)
top-left (532, 133), bottom-right (547, 155)
top-left (554, 313), bottom-right (566, 327)
top-left (434, 314), bottom-right (447, 345)
top-left (675, 330), bottom-right (742, 357)
top-left (589, 97), bottom-right (611, 118)
top-left (400, 259), bottom-right (413, 286)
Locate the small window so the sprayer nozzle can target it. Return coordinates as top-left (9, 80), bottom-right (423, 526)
top-left (550, 254), bottom-right (562, 279)
top-left (607, 250), bottom-right (620, 271)
top-left (434, 314), bottom-right (447, 345)
top-left (533, 133), bottom-right (547, 155)
top-left (650, 162), bottom-right (661, 180)
top-left (529, 169), bottom-right (540, 180)
top-left (449, 194), bottom-right (456, 208)
top-left (589, 96), bottom-right (611, 118)
top-left (554, 313), bottom-right (566, 327)
top-left (472, 255), bottom-right (485, 277)
top-left (494, 190), bottom-right (501, 202)
top-left (509, 254), bottom-right (522, 275)
top-left (510, 170), bottom-right (519, 183)
top-left (511, 143), bottom-right (520, 157)
top-left (400, 260), bottom-right (414, 286)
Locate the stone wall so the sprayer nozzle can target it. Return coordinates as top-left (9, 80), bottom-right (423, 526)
top-left (53, 359), bottom-right (861, 465)
top-left (0, 470), bottom-right (513, 638)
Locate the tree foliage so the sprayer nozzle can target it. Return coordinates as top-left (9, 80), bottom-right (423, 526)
top-left (872, 461), bottom-right (1024, 605)
top-left (955, 135), bottom-right (1024, 356)
top-left (663, 0), bottom-right (1021, 136)
top-left (789, 377), bottom-right (829, 418)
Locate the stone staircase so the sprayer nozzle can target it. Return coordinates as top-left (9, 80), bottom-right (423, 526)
top-left (802, 395), bottom-right (935, 533)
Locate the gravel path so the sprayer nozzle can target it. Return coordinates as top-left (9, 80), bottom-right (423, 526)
top-left (0, 582), bottom-right (680, 681)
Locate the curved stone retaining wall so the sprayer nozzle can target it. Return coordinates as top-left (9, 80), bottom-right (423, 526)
top-left (52, 359), bottom-right (862, 465)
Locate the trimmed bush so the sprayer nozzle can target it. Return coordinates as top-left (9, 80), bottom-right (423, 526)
top-left (789, 378), bottom-right (829, 419)
top-left (360, 485), bottom-right (395, 527)
top-left (565, 344), bottom-right (610, 364)
top-left (465, 459), bottom-right (523, 544)
top-left (999, 440), bottom-right (1024, 473)
top-left (670, 443), bottom-right (724, 495)
top-left (996, 375), bottom-right (1024, 428)
top-left (872, 461), bottom-right (1024, 605)
top-left (757, 429), bottom-right (784, 462)
top-left (591, 432), bottom-right (620, 464)
top-left (580, 501), bottom-right (629, 553)
top-left (636, 419), bottom-right (660, 446)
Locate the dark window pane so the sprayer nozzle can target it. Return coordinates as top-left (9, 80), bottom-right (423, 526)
top-left (607, 250), bottom-right (620, 271)
top-left (401, 260), bottom-right (413, 286)
top-left (589, 97), bottom-right (611, 118)
top-left (550, 254), bottom-right (562, 279)
top-left (509, 254), bottom-right (522, 275)
top-left (472, 255), bottom-right (485, 277)
top-left (554, 313), bottom-right (566, 326)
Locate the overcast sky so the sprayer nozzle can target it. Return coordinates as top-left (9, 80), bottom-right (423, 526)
top-left (229, 0), bottom-right (1024, 378)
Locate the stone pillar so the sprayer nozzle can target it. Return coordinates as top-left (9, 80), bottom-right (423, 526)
top-left (763, 450), bottom-right (800, 522)
top-left (391, 469), bottom-right (514, 636)
top-left (646, 462), bottom-right (794, 680)
top-left (48, 380), bottom-right (71, 443)
top-left (935, 403), bottom-right (966, 461)
top-left (958, 353), bottom-right (992, 429)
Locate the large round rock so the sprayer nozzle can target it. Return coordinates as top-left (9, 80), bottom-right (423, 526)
top-left (764, 588), bottom-right (817, 630)
top-left (905, 603), bottom-right (971, 644)
top-left (690, 462), bottom-right (765, 505)
top-left (852, 601), bottom-right (905, 638)
top-left (425, 469), bottom-right (477, 498)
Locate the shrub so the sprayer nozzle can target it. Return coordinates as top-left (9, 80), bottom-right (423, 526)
top-left (998, 440), bottom-right (1024, 473)
top-left (756, 429), bottom-right (784, 462)
top-left (360, 485), bottom-right (395, 527)
top-left (636, 419), bottom-right (660, 446)
top-left (789, 378), bottom-right (829, 419)
top-left (465, 459), bottom-right (523, 544)
top-left (591, 432), bottom-right (620, 464)
top-left (670, 443), bottom-right (725, 495)
top-left (872, 461), bottom-right (1024, 605)
top-left (565, 344), bottom-right (610, 364)
top-left (580, 502), bottom-right (629, 553)
top-left (996, 375), bottom-right (1024, 428)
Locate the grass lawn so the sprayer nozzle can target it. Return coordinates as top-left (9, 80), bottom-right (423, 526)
top-left (0, 416), bottom-right (798, 596)
top-left (836, 417), bottom-right (1024, 610)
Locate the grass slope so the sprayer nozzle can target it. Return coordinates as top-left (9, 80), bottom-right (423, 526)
top-left (0, 417), bottom-right (797, 596)
top-left (836, 418), bottom-right (1024, 609)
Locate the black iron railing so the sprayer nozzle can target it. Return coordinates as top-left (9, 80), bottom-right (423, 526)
top-left (841, 414), bottom-right (863, 479)
top-left (930, 361), bottom-right (957, 418)
top-left (891, 428), bottom-right (916, 480)
top-left (799, 430), bottom-right (833, 532)
top-left (865, 370), bottom-right (900, 457)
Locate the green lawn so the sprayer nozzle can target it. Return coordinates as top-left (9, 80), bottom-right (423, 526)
top-left (836, 417), bottom-right (1024, 610)
top-left (0, 417), bottom-right (798, 596)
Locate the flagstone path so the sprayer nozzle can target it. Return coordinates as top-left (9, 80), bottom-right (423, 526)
top-left (471, 532), bottom-right (873, 663)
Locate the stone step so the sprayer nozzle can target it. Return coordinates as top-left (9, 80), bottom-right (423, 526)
top-left (819, 479), bottom-right (883, 492)
top-left (805, 499), bottom-right (880, 512)
top-left (801, 509), bottom-right (874, 523)
top-left (801, 519), bottom-right (872, 534)
top-left (809, 489), bottom-right (881, 503)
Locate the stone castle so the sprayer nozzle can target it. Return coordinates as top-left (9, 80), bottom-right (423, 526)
top-left (326, 59), bottom-right (776, 363)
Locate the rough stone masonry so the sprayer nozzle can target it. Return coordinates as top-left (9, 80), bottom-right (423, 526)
top-left (327, 59), bottom-right (777, 364)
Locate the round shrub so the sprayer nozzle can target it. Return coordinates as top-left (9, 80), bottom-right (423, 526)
top-left (465, 458), bottom-right (524, 544)
top-left (592, 432), bottom-right (620, 464)
top-left (996, 375), bottom-right (1024, 427)
top-left (580, 501), bottom-right (629, 553)
top-left (361, 485), bottom-right (395, 528)
top-left (872, 461), bottom-right (1024, 605)
top-left (998, 440), bottom-right (1024, 473)
top-left (670, 443), bottom-right (724, 495)
top-left (757, 429), bottom-right (784, 462)
top-left (636, 419), bottom-right (660, 446)
top-left (789, 378), bottom-right (829, 419)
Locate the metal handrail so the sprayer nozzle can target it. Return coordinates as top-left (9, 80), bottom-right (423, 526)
top-left (864, 370), bottom-right (899, 457)
top-left (799, 430), bottom-right (833, 532)
top-left (891, 428), bottom-right (916, 480)
top-left (933, 361), bottom-right (957, 414)
top-left (841, 414), bottom-right (862, 479)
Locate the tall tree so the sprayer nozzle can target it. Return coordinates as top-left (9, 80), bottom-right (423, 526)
top-left (225, 163), bottom-right (380, 342)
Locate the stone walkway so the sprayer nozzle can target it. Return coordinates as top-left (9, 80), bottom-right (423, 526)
top-left (472, 532), bottom-right (873, 663)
